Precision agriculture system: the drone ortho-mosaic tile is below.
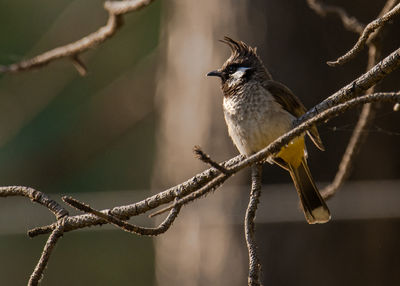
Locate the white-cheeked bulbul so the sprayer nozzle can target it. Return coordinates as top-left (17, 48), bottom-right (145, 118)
top-left (207, 37), bottom-right (330, 224)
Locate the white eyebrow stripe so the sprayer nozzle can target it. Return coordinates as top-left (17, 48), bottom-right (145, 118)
top-left (231, 67), bottom-right (250, 80)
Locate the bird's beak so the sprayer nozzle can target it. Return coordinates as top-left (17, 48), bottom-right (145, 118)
top-left (207, 70), bottom-right (222, 78)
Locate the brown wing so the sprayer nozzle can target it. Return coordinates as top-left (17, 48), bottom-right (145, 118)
top-left (262, 80), bottom-right (325, 151)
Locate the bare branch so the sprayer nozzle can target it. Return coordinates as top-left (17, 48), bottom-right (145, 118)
top-left (306, 0), bottom-right (365, 34)
top-left (234, 92), bottom-right (400, 173)
top-left (28, 218), bottom-right (65, 286)
top-left (321, 49), bottom-right (379, 200)
top-left (2, 45), bottom-right (399, 285)
top-left (104, 0), bottom-right (154, 14)
top-left (245, 164), bottom-right (263, 286)
top-left (23, 43), bottom-right (400, 236)
top-left (327, 3), bottom-right (400, 66)
top-left (0, 187), bottom-right (68, 285)
top-left (318, 1), bottom-right (396, 199)
top-left (0, 186), bottom-right (68, 220)
top-left (63, 196), bottom-right (181, 236)
top-left (149, 172), bottom-right (232, 217)
top-left (6, 25), bottom-right (400, 239)
top-left (29, 46), bottom-right (400, 236)
top-left (28, 155), bottom-right (244, 237)
top-left (193, 145), bottom-right (230, 174)
top-left (367, 0), bottom-right (399, 45)
top-left (28, 91), bottom-right (400, 237)
top-left (0, 0), bottom-right (155, 74)
top-left (297, 46), bottom-right (400, 124)
top-left (321, 104), bottom-right (373, 199)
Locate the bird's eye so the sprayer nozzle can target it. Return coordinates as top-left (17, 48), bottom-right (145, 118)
top-left (226, 65), bottom-right (237, 74)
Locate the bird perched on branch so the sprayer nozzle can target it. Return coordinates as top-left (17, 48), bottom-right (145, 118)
top-left (207, 36), bottom-right (330, 224)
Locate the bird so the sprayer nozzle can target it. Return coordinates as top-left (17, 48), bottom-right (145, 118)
top-left (207, 36), bottom-right (330, 224)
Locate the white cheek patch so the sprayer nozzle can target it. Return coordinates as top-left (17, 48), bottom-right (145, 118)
top-left (228, 67), bottom-right (250, 88)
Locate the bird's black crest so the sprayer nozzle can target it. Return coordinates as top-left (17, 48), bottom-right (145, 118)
top-left (220, 36), bottom-right (257, 59)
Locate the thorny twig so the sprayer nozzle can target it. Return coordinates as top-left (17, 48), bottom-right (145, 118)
top-left (0, 0), bottom-right (156, 74)
top-left (245, 164), bottom-right (263, 286)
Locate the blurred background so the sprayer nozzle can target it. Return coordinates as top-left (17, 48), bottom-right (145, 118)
top-left (0, 0), bottom-right (399, 285)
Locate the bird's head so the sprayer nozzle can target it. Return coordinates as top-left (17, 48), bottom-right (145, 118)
top-left (207, 36), bottom-right (271, 95)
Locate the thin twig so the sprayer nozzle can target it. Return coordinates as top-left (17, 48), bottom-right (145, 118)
top-left (297, 46), bottom-right (400, 124)
top-left (321, 52), bottom-right (379, 200)
top-left (306, 0), bottom-right (365, 34)
top-left (0, 186), bottom-right (68, 220)
top-left (321, 104), bottom-right (373, 199)
top-left (245, 164), bottom-right (263, 286)
top-left (319, 0), bottom-right (393, 199)
top-left (70, 55), bottom-right (87, 76)
top-left (149, 173), bottom-right (231, 217)
top-left (193, 145), bottom-right (230, 174)
top-left (327, 3), bottom-right (400, 66)
top-left (28, 218), bottom-right (65, 286)
top-left (0, 0), bottom-right (155, 74)
top-left (367, 0), bottom-right (399, 45)
top-left (63, 196), bottom-right (180, 236)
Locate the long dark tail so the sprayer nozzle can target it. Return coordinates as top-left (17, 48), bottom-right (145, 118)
top-left (288, 158), bottom-right (331, 224)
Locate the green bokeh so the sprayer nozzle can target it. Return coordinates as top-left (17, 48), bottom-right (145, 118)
top-left (0, 231), bottom-right (154, 285)
top-left (0, 0), bottom-right (161, 193)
